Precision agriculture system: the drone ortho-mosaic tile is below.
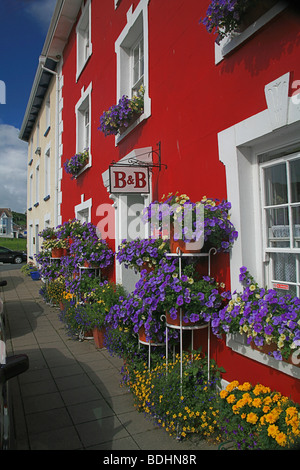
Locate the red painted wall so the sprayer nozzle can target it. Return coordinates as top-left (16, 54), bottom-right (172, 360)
top-left (60, 0), bottom-right (300, 401)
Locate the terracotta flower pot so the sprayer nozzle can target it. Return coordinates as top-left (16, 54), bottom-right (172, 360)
top-left (138, 326), bottom-right (164, 345)
top-left (140, 262), bottom-right (154, 273)
top-left (83, 260), bottom-right (99, 268)
top-left (51, 247), bottom-right (64, 258)
top-left (93, 327), bottom-right (106, 348)
top-left (166, 310), bottom-right (204, 328)
top-left (169, 224), bottom-right (201, 254)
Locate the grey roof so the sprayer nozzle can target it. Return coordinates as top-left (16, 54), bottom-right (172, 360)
top-left (19, 0), bottom-right (82, 142)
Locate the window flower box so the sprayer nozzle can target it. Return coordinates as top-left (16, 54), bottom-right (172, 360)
top-left (211, 267), bottom-right (300, 364)
top-left (99, 86), bottom-right (144, 137)
top-left (63, 149), bottom-right (89, 179)
top-left (200, 0), bottom-right (278, 44)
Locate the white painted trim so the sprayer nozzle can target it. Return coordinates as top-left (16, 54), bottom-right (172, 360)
top-left (76, 0), bottom-right (92, 81)
top-left (115, 0), bottom-right (151, 145)
top-left (75, 195), bottom-right (92, 222)
top-left (75, 81), bottom-right (92, 174)
top-left (102, 146), bottom-right (153, 286)
top-left (218, 72), bottom-right (300, 374)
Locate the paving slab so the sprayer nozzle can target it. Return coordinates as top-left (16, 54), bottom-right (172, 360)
top-left (0, 264), bottom-right (219, 456)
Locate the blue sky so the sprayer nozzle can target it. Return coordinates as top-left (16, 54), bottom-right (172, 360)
top-left (0, 0), bottom-right (56, 213)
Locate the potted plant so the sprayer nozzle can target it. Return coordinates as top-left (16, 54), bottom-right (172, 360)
top-left (39, 226), bottom-right (57, 240)
top-left (116, 238), bottom-right (170, 272)
top-left (99, 85), bottom-right (144, 136)
top-left (42, 237), bottom-right (69, 258)
top-left (136, 259), bottom-right (229, 327)
top-left (75, 278), bottom-right (126, 348)
top-left (70, 236), bottom-right (114, 268)
top-left (210, 267), bottom-right (300, 363)
top-left (142, 192), bottom-right (238, 253)
top-left (63, 148), bottom-right (89, 178)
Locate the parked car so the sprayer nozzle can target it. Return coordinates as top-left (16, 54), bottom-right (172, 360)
top-left (0, 247), bottom-right (27, 264)
top-left (0, 280), bottom-right (29, 449)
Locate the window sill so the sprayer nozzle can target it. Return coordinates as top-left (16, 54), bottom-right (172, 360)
top-left (115, 111), bottom-right (149, 145)
top-left (226, 333), bottom-right (300, 379)
top-left (215, 1), bottom-right (287, 64)
top-left (74, 159), bottom-right (92, 179)
top-left (76, 51), bottom-right (92, 83)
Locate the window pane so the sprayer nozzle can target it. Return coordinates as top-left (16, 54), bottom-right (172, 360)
top-left (290, 159), bottom-right (300, 203)
top-left (264, 164), bottom-right (287, 206)
top-left (265, 207), bottom-right (289, 247)
top-left (272, 252), bottom-right (296, 283)
top-left (133, 63), bottom-right (139, 86)
top-left (292, 206), bottom-right (300, 247)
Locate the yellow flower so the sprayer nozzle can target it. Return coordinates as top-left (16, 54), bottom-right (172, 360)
top-left (226, 394), bottom-right (236, 404)
top-left (275, 432), bottom-right (287, 447)
top-left (226, 380), bottom-right (239, 392)
top-left (252, 397), bottom-right (262, 408)
top-left (238, 382), bottom-right (252, 391)
top-left (268, 424), bottom-right (279, 438)
top-left (246, 412), bottom-right (259, 424)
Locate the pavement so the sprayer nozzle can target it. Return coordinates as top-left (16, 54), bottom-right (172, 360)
top-left (0, 263), bottom-right (218, 454)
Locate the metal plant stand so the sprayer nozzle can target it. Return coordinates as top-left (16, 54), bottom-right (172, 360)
top-left (165, 247), bottom-right (216, 393)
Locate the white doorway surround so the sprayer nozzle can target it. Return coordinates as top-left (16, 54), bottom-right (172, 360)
top-left (218, 72), bottom-right (300, 377)
top-left (102, 147), bottom-right (152, 291)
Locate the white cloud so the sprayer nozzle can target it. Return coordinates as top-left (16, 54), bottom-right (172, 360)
top-left (24, 0), bottom-right (56, 32)
top-left (0, 125), bottom-right (27, 213)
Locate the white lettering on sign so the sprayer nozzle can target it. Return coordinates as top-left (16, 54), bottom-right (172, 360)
top-left (109, 166), bottom-right (150, 193)
top-left (273, 283), bottom-right (289, 290)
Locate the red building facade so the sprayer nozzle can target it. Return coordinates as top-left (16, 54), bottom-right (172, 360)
top-left (57, 0), bottom-right (300, 401)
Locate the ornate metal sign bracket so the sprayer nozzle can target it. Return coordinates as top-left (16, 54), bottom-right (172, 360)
top-left (110, 141), bottom-right (167, 172)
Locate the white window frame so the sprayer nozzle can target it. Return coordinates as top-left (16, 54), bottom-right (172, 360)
top-left (76, 0), bottom-right (92, 80)
top-left (35, 163), bottom-right (40, 205)
top-left (44, 145), bottom-right (51, 199)
top-left (75, 195), bottom-right (92, 223)
top-left (217, 72), bottom-right (300, 378)
top-left (29, 172), bottom-right (33, 209)
top-left (260, 152), bottom-right (300, 297)
top-left (131, 35), bottom-right (144, 95)
top-left (115, 0), bottom-right (151, 143)
top-left (75, 82), bottom-right (92, 175)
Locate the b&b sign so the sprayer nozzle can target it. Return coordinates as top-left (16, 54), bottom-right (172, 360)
top-left (109, 165), bottom-right (150, 194)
